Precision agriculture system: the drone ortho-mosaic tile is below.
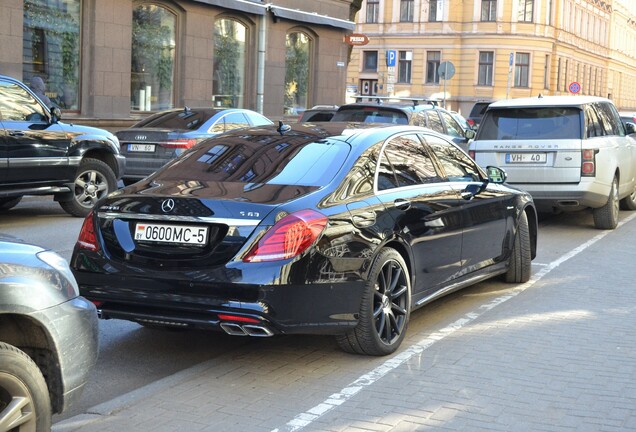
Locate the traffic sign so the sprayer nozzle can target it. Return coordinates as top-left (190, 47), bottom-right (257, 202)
top-left (569, 81), bottom-right (581, 94)
top-left (386, 50), bottom-right (396, 67)
top-left (438, 61), bottom-right (455, 80)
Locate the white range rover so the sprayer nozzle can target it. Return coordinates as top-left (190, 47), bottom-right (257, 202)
top-left (469, 95), bottom-right (636, 229)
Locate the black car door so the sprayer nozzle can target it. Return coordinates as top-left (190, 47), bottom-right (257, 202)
top-left (0, 79), bottom-right (72, 185)
top-left (422, 133), bottom-right (510, 274)
top-left (373, 133), bottom-right (464, 298)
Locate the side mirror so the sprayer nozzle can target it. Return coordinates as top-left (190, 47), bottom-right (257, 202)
top-left (50, 107), bottom-right (62, 123)
top-left (486, 166), bottom-right (507, 184)
top-left (465, 129), bottom-right (476, 140)
top-left (626, 122), bottom-right (636, 135)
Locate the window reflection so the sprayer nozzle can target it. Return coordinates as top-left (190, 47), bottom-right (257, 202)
top-left (131, 5), bottom-right (176, 111)
top-left (285, 32), bottom-right (310, 115)
top-left (213, 19), bottom-right (247, 108)
top-left (23, 0), bottom-right (81, 110)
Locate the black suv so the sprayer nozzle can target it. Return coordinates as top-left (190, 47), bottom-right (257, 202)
top-left (466, 101), bottom-right (493, 130)
top-left (0, 75), bottom-right (125, 216)
top-left (331, 97), bottom-right (476, 151)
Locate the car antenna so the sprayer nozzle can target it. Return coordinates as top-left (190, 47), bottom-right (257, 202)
top-left (277, 120), bottom-right (291, 135)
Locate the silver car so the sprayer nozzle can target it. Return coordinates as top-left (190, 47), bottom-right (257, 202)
top-left (469, 95), bottom-right (636, 229)
top-left (0, 236), bottom-right (98, 430)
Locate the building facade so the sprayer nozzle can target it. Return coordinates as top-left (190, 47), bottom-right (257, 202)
top-left (347, 0), bottom-right (636, 115)
top-left (0, 0), bottom-right (361, 129)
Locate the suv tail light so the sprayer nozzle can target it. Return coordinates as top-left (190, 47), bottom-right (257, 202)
top-left (161, 139), bottom-right (198, 149)
top-left (77, 211), bottom-right (100, 251)
top-left (243, 209), bottom-right (328, 262)
top-left (581, 149), bottom-right (598, 177)
top-left (467, 119), bottom-right (475, 127)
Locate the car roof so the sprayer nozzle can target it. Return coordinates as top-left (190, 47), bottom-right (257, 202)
top-left (489, 95), bottom-right (612, 109)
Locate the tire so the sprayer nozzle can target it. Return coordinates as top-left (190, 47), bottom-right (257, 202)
top-left (620, 183), bottom-right (636, 211)
top-left (336, 248), bottom-right (411, 356)
top-left (0, 196), bottom-right (22, 211)
top-left (59, 158), bottom-right (117, 217)
top-left (593, 177), bottom-right (619, 230)
top-left (0, 342), bottom-right (52, 432)
top-left (504, 210), bottom-right (532, 283)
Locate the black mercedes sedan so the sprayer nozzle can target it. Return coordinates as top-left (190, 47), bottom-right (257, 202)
top-left (71, 122), bottom-right (537, 356)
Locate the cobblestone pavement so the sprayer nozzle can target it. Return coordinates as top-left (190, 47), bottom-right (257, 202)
top-left (54, 215), bottom-right (636, 432)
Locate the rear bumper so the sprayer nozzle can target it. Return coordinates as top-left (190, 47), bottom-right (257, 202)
top-left (508, 180), bottom-right (609, 211)
top-left (75, 271), bottom-right (366, 336)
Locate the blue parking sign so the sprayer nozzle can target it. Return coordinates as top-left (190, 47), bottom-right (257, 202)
top-left (386, 50), bottom-right (396, 67)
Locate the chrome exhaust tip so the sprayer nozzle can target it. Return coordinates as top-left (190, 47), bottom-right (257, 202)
top-left (220, 322), bottom-right (248, 336)
top-left (243, 325), bottom-right (275, 337)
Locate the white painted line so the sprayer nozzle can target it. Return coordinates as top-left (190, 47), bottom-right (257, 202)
top-left (272, 213), bottom-right (636, 432)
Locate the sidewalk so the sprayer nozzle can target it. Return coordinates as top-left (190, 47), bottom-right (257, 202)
top-left (53, 217), bottom-right (636, 432)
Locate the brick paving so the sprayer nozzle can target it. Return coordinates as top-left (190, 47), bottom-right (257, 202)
top-left (53, 217), bottom-right (636, 432)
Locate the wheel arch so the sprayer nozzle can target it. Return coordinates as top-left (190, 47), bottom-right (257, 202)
top-left (81, 147), bottom-right (122, 178)
top-left (0, 313), bottom-right (63, 413)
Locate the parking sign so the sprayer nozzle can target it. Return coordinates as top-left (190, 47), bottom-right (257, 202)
top-left (386, 50), bottom-right (396, 67)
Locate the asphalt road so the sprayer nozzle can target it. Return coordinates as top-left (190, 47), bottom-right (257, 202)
top-left (1, 196), bottom-right (628, 426)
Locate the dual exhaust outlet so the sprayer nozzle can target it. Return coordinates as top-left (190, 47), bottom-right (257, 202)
top-left (220, 322), bottom-right (274, 337)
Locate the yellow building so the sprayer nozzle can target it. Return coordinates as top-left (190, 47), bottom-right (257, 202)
top-left (346, 0), bottom-right (636, 115)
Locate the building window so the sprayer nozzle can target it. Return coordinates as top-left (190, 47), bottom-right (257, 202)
top-left (426, 51), bottom-right (440, 84)
top-left (400, 0), bottom-right (414, 22)
top-left (478, 51), bottom-right (494, 86)
top-left (23, 0), bottom-right (81, 110)
top-left (514, 52), bottom-right (530, 87)
top-left (481, 0), bottom-right (497, 22)
top-left (429, 0), bottom-right (443, 22)
top-left (213, 19), bottom-right (247, 108)
top-left (362, 51), bottom-right (378, 72)
top-left (398, 51), bottom-right (412, 83)
top-left (367, 0), bottom-right (379, 23)
top-left (131, 5), bottom-right (176, 112)
top-left (285, 31), bottom-right (311, 115)
top-left (518, 0), bottom-right (534, 22)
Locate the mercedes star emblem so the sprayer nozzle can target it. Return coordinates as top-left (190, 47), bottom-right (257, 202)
top-left (161, 199), bottom-right (175, 213)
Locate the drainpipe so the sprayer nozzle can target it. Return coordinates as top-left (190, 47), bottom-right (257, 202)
top-left (257, 8), bottom-right (268, 114)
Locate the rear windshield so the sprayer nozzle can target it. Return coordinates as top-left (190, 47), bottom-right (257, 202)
top-left (469, 102), bottom-right (491, 117)
top-left (134, 109), bottom-right (217, 130)
top-left (332, 107), bottom-right (409, 124)
top-left (478, 107), bottom-right (582, 140)
top-left (156, 132), bottom-right (350, 187)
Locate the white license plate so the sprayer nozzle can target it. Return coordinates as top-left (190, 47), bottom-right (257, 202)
top-left (128, 144), bottom-right (155, 152)
top-left (505, 152), bottom-right (547, 163)
top-left (134, 223), bottom-right (208, 245)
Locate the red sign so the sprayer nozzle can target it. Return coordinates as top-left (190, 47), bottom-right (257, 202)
top-left (569, 81), bottom-right (581, 94)
top-left (344, 34), bottom-right (369, 46)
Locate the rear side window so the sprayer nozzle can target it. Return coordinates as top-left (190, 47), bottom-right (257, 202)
top-left (377, 134), bottom-right (442, 190)
top-left (594, 102), bottom-right (625, 137)
top-left (332, 107), bottom-right (409, 124)
top-left (478, 107), bottom-right (582, 140)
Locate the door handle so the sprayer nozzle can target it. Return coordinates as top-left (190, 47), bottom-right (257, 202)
top-left (8, 130), bottom-right (25, 137)
top-left (394, 198), bottom-right (411, 211)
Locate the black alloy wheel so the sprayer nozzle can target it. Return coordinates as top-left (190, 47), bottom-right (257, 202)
top-left (337, 248), bottom-right (411, 356)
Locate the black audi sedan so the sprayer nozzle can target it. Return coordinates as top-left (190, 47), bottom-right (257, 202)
top-left (71, 122), bottom-right (537, 356)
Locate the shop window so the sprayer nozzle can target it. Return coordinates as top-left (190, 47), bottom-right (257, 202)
top-left (23, 0), bottom-right (81, 110)
top-left (213, 18), bottom-right (247, 108)
top-left (285, 31), bottom-right (311, 115)
top-left (131, 5), bottom-right (176, 112)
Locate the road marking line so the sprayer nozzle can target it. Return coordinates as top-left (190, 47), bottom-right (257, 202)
top-left (272, 213), bottom-right (636, 432)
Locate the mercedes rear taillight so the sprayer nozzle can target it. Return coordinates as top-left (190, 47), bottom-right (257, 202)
top-left (242, 209), bottom-right (328, 262)
top-left (76, 211), bottom-right (99, 251)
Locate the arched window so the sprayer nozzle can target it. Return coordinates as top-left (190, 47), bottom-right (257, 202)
top-left (285, 31), bottom-right (311, 115)
top-left (131, 4), bottom-right (176, 111)
top-left (213, 18), bottom-right (247, 108)
top-left (23, 0), bottom-right (81, 110)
